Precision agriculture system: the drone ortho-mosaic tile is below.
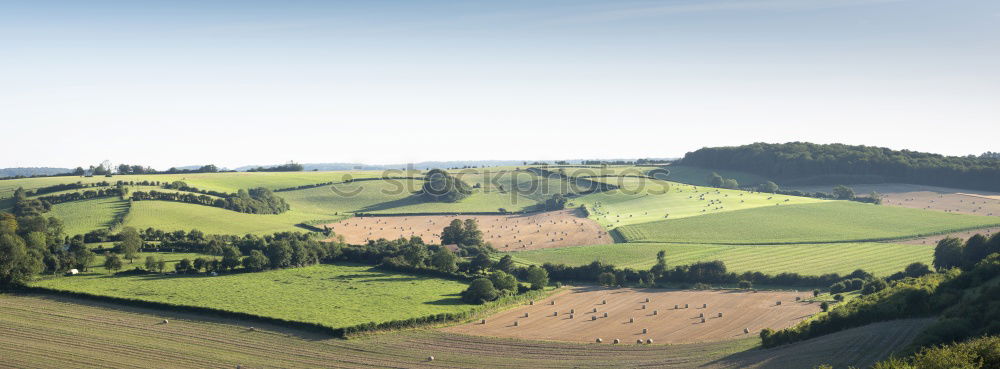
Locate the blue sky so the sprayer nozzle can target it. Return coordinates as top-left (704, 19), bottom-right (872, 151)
top-left (1, 0), bottom-right (997, 168)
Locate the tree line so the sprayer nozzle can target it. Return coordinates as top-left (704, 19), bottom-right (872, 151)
top-left (761, 232), bottom-right (1000, 349)
top-left (130, 186), bottom-right (289, 214)
top-left (679, 142), bottom-right (1000, 191)
top-left (246, 163), bottom-right (304, 172)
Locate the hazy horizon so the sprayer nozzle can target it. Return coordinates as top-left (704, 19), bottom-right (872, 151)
top-left (3, 0), bottom-right (997, 169)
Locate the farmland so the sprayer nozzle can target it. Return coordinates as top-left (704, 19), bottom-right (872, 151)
top-left (0, 293), bottom-right (932, 369)
top-left (617, 201), bottom-right (1000, 244)
top-left (505, 242), bottom-right (934, 277)
top-left (47, 197), bottom-right (129, 235)
top-left (575, 179), bottom-right (825, 228)
top-left (322, 209), bottom-right (610, 251)
top-left (31, 263), bottom-right (474, 330)
top-left (123, 201), bottom-right (327, 235)
top-left (444, 287), bottom-right (819, 344)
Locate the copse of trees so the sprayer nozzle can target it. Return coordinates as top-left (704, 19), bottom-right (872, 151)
top-left (933, 233), bottom-right (1000, 271)
top-left (679, 142), bottom-right (1000, 191)
top-left (246, 163), bottom-right (304, 172)
top-left (418, 169), bottom-right (471, 203)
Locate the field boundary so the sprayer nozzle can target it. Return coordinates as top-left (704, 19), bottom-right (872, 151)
top-left (19, 282), bottom-right (555, 339)
top-left (619, 222), bottom-right (1000, 245)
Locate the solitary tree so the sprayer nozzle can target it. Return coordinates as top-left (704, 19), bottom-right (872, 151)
top-left (103, 253), bottom-right (123, 274)
top-left (461, 278), bottom-right (498, 304)
top-left (117, 227), bottom-right (142, 263)
top-left (145, 255), bottom-right (157, 271)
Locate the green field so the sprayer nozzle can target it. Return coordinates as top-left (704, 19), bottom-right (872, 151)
top-left (505, 242), bottom-right (934, 276)
top-left (0, 171), bottom-right (389, 199)
top-left (123, 201), bottom-right (327, 235)
top-left (32, 263), bottom-right (474, 329)
top-left (651, 165), bottom-right (771, 187)
top-left (575, 179), bottom-right (825, 228)
top-left (47, 197), bottom-right (129, 235)
top-left (617, 201), bottom-right (1000, 244)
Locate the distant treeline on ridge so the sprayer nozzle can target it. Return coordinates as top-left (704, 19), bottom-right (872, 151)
top-left (679, 142), bottom-right (1000, 191)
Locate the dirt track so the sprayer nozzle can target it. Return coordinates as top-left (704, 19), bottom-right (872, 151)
top-left (443, 286), bottom-right (819, 344)
top-left (321, 209), bottom-right (610, 251)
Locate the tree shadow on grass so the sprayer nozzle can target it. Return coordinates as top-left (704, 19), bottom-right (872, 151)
top-left (423, 294), bottom-right (465, 306)
top-left (356, 194), bottom-right (425, 213)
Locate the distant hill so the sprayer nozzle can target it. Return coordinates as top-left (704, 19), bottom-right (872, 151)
top-left (0, 167), bottom-right (72, 178)
top-left (678, 142), bottom-right (1000, 192)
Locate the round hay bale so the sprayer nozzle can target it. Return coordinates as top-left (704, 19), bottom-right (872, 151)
top-left (529, 300), bottom-right (534, 305)
top-left (699, 313), bottom-right (704, 317)
top-left (701, 318), bottom-right (706, 323)
top-left (596, 338), bottom-right (603, 343)
top-left (674, 304), bottom-right (679, 309)
top-left (795, 296), bottom-right (801, 301)
top-left (481, 319), bottom-right (486, 324)
top-left (718, 312), bottom-right (723, 318)
top-left (613, 338), bottom-right (620, 344)
top-left (570, 308), bottom-right (575, 314)
top-left (592, 315), bottom-right (597, 321)
top-left (249, 327), bottom-right (256, 332)
top-left (551, 300), bottom-right (555, 305)
top-left (428, 356), bottom-right (434, 362)
top-left (702, 303), bottom-right (707, 308)
top-left (646, 338), bottom-right (653, 344)
top-left (744, 328), bottom-right (750, 334)
top-left (603, 312), bottom-right (608, 318)
top-left (637, 339), bottom-right (644, 344)
top-left (602, 299), bottom-right (606, 304)
top-left (629, 317), bottom-right (634, 323)
top-left (642, 328), bottom-right (647, 334)
top-left (776, 301), bottom-right (782, 305)
top-left (569, 314), bottom-right (574, 319)
top-left (642, 304), bottom-right (646, 309)
top-left (593, 307), bottom-right (598, 313)
top-left (684, 304), bottom-right (689, 308)
top-left (162, 319), bottom-right (168, 324)
top-left (645, 297), bottom-right (650, 302)
top-left (653, 310), bottom-right (658, 315)
top-left (524, 312), bottom-right (529, 318)
top-left (514, 321), bottom-right (519, 327)
top-left (554, 311), bottom-right (558, 316)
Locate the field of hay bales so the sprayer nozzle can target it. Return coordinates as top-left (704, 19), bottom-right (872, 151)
top-left (617, 201), bottom-right (1000, 244)
top-left (31, 263), bottom-right (474, 330)
top-left (0, 293), bottom-right (931, 369)
top-left (444, 287), bottom-right (819, 344)
top-left (322, 209), bottom-right (610, 250)
top-left (505, 241), bottom-right (934, 276)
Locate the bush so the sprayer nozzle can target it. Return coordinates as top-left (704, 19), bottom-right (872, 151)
top-left (461, 278), bottom-right (499, 304)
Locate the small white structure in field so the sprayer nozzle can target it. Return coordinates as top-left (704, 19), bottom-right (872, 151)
top-left (66, 269), bottom-right (79, 276)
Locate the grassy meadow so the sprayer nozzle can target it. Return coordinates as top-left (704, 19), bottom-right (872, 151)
top-left (32, 263), bottom-right (474, 329)
top-left (617, 201), bottom-right (1000, 244)
top-left (123, 201), bottom-right (327, 235)
top-left (575, 179), bottom-right (825, 228)
top-left (504, 242), bottom-right (934, 277)
top-left (47, 197), bottom-right (129, 235)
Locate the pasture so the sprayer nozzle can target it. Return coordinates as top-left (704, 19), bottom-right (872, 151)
top-left (651, 165), bottom-right (771, 187)
top-left (0, 293), bottom-right (930, 369)
top-left (31, 263), bottom-right (474, 330)
top-left (616, 201), bottom-right (1000, 244)
top-left (47, 197), bottom-right (129, 235)
top-left (444, 287), bottom-right (819, 344)
top-left (123, 201), bottom-right (326, 235)
top-left (504, 241), bottom-right (934, 277)
top-left (575, 179), bottom-right (824, 228)
top-left (322, 209), bottom-right (609, 250)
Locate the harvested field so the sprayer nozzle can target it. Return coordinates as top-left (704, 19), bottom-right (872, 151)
top-left (0, 293), bottom-right (924, 369)
top-left (790, 183), bottom-right (1000, 217)
top-left (322, 209), bottom-right (610, 251)
top-left (443, 286), bottom-right (819, 344)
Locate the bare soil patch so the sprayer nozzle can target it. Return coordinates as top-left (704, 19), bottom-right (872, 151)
top-left (443, 286), bottom-right (819, 344)
top-left (322, 209), bottom-right (610, 251)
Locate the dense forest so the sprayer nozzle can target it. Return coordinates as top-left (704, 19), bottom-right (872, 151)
top-left (678, 142), bottom-right (1000, 191)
